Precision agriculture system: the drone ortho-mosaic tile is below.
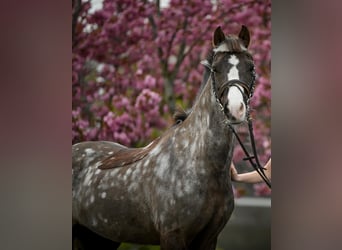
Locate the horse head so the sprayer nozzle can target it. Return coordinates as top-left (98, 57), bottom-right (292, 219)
top-left (204, 25), bottom-right (256, 123)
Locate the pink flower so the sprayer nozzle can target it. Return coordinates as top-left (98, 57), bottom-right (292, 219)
top-left (72, 0), bottom-right (271, 178)
top-left (253, 183), bottom-right (271, 196)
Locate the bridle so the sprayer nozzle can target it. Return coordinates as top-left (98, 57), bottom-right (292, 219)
top-left (201, 54), bottom-right (272, 189)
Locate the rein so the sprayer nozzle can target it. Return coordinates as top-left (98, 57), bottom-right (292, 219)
top-left (228, 120), bottom-right (272, 188)
top-left (201, 60), bottom-right (272, 188)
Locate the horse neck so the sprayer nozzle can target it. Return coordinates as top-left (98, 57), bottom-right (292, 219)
top-left (182, 78), bottom-right (234, 171)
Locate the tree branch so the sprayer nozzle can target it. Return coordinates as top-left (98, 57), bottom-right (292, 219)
top-left (170, 16), bottom-right (188, 79)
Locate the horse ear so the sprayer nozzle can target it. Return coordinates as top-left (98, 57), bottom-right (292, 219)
top-left (213, 26), bottom-right (226, 47)
top-left (238, 25), bottom-right (250, 48)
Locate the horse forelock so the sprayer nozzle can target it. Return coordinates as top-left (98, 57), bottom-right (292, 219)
top-left (203, 36), bottom-right (251, 79)
top-left (213, 35), bottom-right (248, 53)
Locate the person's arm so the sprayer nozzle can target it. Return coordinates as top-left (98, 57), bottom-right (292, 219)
top-left (230, 158), bottom-right (271, 183)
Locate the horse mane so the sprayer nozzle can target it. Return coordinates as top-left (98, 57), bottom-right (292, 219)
top-left (173, 107), bottom-right (191, 125)
top-left (98, 108), bottom-right (191, 170)
top-left (220, 34), bottom-right (248, 52)
top-left (173, 48), bottom-right (215, 125)
top-left (206, 49), bottom-right (215, 66)
top-left (98, 137), bottom-right (162, 170)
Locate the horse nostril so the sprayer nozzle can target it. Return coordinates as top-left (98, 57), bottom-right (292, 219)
top-left (239, 103), bottom-right (244, 112)
top-left (230, 115), bottom-right (236, 121)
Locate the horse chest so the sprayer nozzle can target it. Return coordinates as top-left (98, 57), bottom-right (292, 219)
top-left (148, 157), bottom-right (233, 232)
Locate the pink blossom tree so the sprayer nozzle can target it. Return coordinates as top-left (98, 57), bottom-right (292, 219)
top-left (72, 0), bottom-right (271, 195)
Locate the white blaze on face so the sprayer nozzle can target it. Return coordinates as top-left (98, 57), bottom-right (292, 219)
top-left (227, 55), bottom-right (246, 121)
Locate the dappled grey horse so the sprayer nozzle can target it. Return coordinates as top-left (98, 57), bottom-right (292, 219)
top-left (73, 25), bottom-right (256, 250)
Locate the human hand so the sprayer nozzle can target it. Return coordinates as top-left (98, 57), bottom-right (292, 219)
top-left (230, 163), bottom-right (240, 182)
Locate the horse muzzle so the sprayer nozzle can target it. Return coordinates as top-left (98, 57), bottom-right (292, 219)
top-left (226, 85), bottom-right (247, 123)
